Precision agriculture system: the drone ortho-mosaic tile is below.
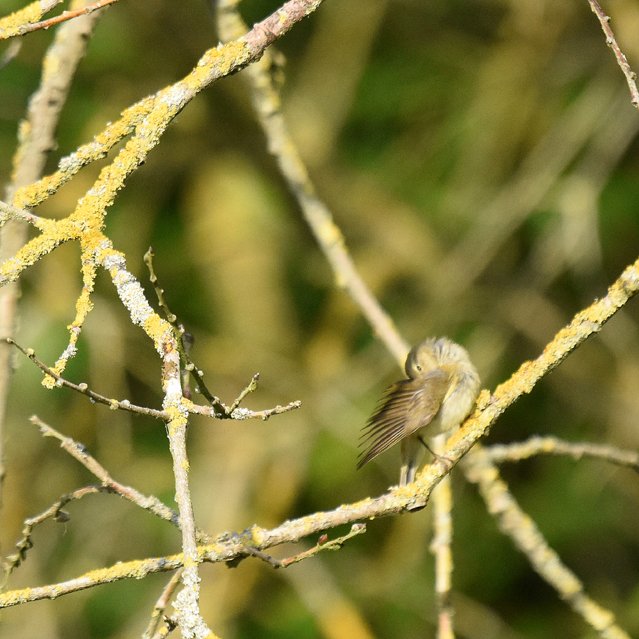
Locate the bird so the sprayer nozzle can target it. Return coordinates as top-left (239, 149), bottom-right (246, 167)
top-left (358, 337), bottom-right (480, 485)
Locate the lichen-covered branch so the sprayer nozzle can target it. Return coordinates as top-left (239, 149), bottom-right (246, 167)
top-left (486, 435), bottom-right (639, 470)
top-left (0, 0), bottom-right (102, 509)
top-left (464, 448), bottom-right (630, 639)
top-left (0, 0), bottom-right (62, 39)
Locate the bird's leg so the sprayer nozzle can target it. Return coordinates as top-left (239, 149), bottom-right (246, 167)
top-left (418, 436), bottom-right (454, 472)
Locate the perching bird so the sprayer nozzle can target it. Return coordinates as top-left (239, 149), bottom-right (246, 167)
top-left (358, 337), bottom-right (480, 485)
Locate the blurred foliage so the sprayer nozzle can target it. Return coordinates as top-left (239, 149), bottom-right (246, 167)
top-left (1, 0), bottom-right (639, 637)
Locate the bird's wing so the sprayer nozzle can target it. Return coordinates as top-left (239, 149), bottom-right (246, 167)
top-left (357, 368), bottom-right (450, 469)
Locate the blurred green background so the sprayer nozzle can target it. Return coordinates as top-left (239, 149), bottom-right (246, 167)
top-left (1, 0), bottom-right (639, 637)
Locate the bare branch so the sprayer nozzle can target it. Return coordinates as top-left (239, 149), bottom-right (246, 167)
top-left (29, 415), bottom-right (212, 543)
top-left (2, 484), bottom-right (103, 580)
top-left (0, 0), bottom-right (119, 40)
top-left (143, 571), bottom-right (183, 639)
top-left (588, 0), bottom-right (639, 109)
top-left (6, 339), bottom-right (167, 419)
top-left (0, 200), bottom-right (45, 228)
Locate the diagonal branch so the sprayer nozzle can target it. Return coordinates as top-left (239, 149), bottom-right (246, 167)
top-left (217, 0), bottom-right (409, 366)
top-left (588, 0), bottom-right (639, 109)
top-left (0, 0), bottom-right (119, 39)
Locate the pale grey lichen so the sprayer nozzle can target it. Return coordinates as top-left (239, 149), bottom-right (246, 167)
top-left (173, 570), bottom-right (212, 639)
top-left (102, 252), bottom-right (155, 327)
top-left (58, 343), bottom-right (78, 362)
top-left (160, 84), bottom-right (189, 109)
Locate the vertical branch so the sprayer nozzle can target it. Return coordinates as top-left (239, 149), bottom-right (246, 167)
top-left (431, 435), bottom-right (454, 639)
top-left (165, 409), bottom-right (215, 639)
top-left (100, 244), bottom-right (213, 638)
top-left (0, 0), bottom-right (101, 506)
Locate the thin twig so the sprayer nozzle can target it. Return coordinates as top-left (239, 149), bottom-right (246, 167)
top-left (0, 0), bottom-right (119, 40)
top-left (2, 484), bottom-right (103, 581)
top-left (234, 523), bottom-right (367, 569)
top-left (6, 338), bottom-right (167, 420)
top-left (29, 415), bottom-right (212, 543)
top-left (227, 373), bottom-right (260, 413)
top-left (188, 399), bottom-right (302, 421)
top-left (143, 570), bottom-right (184, 639)
top-left (231, 400), bottom-right (302, 421)
top-left (143, 246), bottom-right (225, 411)
top-left (277, 523), bottom-right (366, 568)
top-left (588, 0), bottom-right (639, 109)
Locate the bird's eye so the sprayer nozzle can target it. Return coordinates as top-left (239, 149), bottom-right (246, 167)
top-left (415, 364), bottom-right (422, 372)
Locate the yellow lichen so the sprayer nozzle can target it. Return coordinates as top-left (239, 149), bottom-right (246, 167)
top-left (187, 40), bottom-right (250, 91)
top-left (0, 1), bottom-right (47, 39)
top-left (165, 405), bottom-right (188, 428)
top-left (143, 313), bottom-right (172, 351)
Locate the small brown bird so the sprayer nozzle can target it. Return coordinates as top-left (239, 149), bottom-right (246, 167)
top-left (358, 337), bottom-right (480, 485)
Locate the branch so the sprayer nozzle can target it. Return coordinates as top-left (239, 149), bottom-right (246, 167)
top-left (0, 0), bottom-right (119, 39)
top-left (6, 338), bottom-right (167, 419)
top-left (588, 0), bottom-right (639, 109)
top-left (464, 448), bottom-right (630, 639)
top-left (29, 416), bottom-right (212, 543)
top-left (0, 0), bottom-right (102, 513)
top-left (142, 570), bottom-right (183, 639)
top-left (430, 435), bottom-right (454, 639)
top-left (0, 200), bottom-right (45, 228)
top-left (217, 0), bottom-right (409, 366)
top-left (0, 1), bottom-right (62, 39)
top-left (2, 484), bottom-right (103, 581)
top-left (486, 436), bottom-right (639, 470)
top-left (234, 524), bottom-right (366, 569)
